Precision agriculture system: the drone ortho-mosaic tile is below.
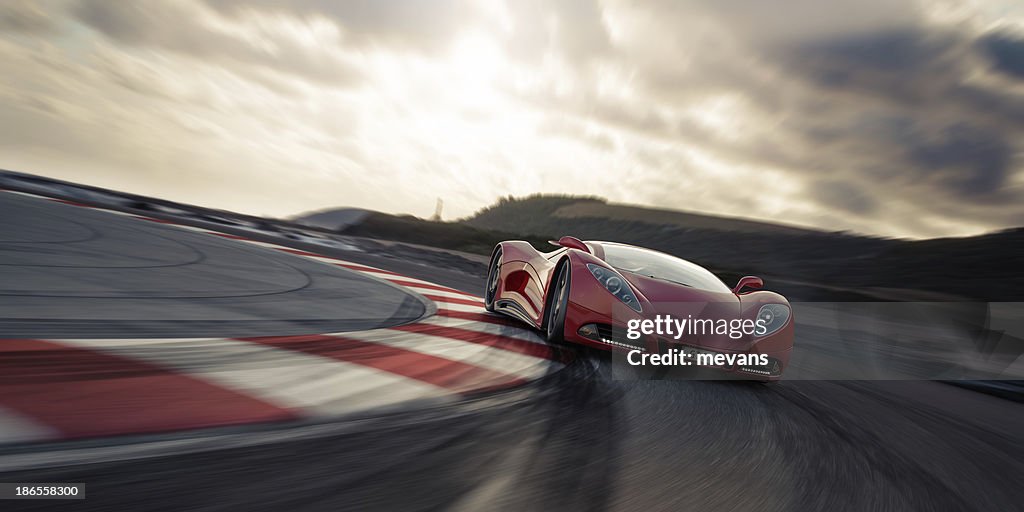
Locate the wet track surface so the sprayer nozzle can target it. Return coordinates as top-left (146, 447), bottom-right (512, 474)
top-left (1, 192), bottom-right (1022, 511)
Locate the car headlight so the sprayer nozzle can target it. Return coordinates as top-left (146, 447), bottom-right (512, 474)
top-left (586, 264), bottom-right (642, 312)
top-left (755, 304), bottom-right (791, 337)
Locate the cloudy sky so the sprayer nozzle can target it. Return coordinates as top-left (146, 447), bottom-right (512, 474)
top-left (2, 0), bottom-right (1023, 238)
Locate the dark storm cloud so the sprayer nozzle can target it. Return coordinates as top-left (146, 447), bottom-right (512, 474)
top-left (577, 0), bottom-right (1024, 236)
top-left (781, 29), bottom-right (960, 92)
top-left (904, 123), bottom-right (1013, 198)
top-left (763, 27), bottom-right (1021, 203)
top-left (979, 29), bottom-right (1024, 79)
top-left (811, 180), bottom-right (878, 215)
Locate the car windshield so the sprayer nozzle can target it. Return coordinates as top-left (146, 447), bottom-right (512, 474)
top-left (598, 243), bottom-right (731, 293)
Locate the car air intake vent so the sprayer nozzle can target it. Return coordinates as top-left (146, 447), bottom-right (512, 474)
top-left (596, 324), bottom-right (646, 351)
top-left (740, 358), bottom-right (782, 377)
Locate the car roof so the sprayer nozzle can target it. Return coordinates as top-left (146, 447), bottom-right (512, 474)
top-left (586, 240), bottom-right (718, 272)
top-left (586, 240), bottom-right (681, 260)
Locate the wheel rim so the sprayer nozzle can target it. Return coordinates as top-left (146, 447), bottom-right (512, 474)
top-left (485, 250), bottom-right (501, 305)
top-left (547, 268), bottom-right (566, 337)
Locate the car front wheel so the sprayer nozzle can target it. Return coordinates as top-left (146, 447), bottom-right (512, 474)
top-left (545, 261), bottom-right (570, 343)
top-left (484, 247), bottom-right (502, 312)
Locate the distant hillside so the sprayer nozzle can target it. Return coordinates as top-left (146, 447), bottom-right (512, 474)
top-left (835, 228), bottom-right (1024, 300)
top-left (336, 212), bottom-right (550, 256)
top-left (466, 195), bottom-right (821, 236)
top-left (293, 208), bottom-right (372, 231)
top-left (459, 195), bottom-right (1024, 301)
top-left (463, 195), bottom-right (892, 276)
top-left (213, 193), bottom-right (1024, 301)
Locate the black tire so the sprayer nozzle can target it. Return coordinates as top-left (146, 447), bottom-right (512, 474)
top-left (545, 261), bottom-right (570, 343)
top-left (484, 247), bottom-right (502, 312)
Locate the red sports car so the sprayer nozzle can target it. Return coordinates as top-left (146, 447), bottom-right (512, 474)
top-left (484, 236), bottom-right (793, 380)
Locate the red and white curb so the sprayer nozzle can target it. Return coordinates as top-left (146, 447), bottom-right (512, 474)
top-left (0, 190), bottom-right (571, 445)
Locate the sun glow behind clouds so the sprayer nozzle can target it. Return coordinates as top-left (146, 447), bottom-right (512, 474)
top-left (448, 31), bottom-right (503, 108)
top-left (1, 0), bottom-right (1022, 236)
top-left (684, 94), bottom-right (749, 142)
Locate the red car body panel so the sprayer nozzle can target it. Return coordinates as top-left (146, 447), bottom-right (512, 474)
top-left (489, 240), bottom-right (795, 380)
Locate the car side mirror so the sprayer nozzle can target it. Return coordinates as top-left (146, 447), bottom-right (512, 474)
top-left (732, 276), bottom-right (763, 294)
top-left (555, 236), bottom-right (590, 253)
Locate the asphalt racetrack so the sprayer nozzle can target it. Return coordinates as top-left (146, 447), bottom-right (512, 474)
top-left (1, 191), bottom-right (1022, 511)
top-left (0, 192), bottom-right (428, 338)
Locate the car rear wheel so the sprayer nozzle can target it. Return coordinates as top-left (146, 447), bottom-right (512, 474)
top-left (484, 247), bottom-right (502, 312)
top-left (545, 261), bottom-right (570, 343)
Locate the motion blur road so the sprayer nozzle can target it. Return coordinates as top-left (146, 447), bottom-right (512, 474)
top-left (1, 191), bottom-right (1022, 511)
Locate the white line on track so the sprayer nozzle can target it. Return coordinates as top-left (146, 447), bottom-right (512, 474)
top-left (0, 406), bottom-right (59, 444)
top-left (337, 329), bottom-right (555, 380)
top-left (432, 302), bottom-right (493, 313)
top-left (406, 289), bottom-right (483, 301)
top-left (416, 316), bottom-right (545, 344)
